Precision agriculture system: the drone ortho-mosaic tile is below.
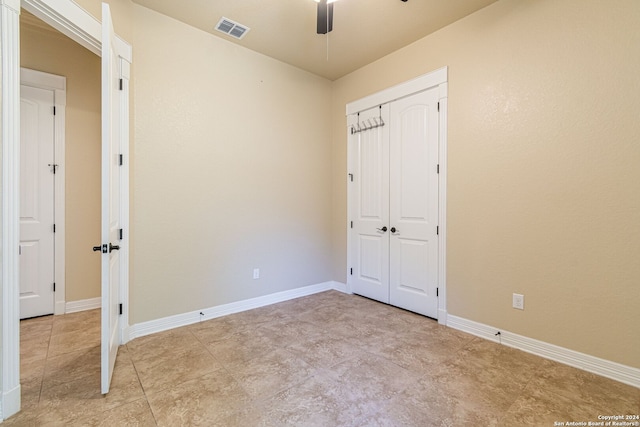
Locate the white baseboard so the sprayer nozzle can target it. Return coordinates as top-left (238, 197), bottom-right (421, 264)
top-left (331, 281), bottom-right (349, 294)
top-left (1, 383), bottom-right (21, 421)
top-left (65, 297), bottom-right (101, 313)
top-left (127, 281), bottom-right (345, 341)
top-left (447, 315), bottom-right (640, 389)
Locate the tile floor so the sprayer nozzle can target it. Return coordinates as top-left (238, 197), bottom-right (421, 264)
top-left (7, 290), bottom-right (639, 426)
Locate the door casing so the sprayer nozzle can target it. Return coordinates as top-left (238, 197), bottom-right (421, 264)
top-left (346, 66), bottom-right (449, 325)
top-left (1, 0), bottom-right (131, 420)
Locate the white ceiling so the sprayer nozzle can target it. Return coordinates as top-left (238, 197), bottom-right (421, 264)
top-left (131, 0), bottom-right (498, 80)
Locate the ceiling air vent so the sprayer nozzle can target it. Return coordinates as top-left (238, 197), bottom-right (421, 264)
top-left (215, 17), bottom-right (250, 40)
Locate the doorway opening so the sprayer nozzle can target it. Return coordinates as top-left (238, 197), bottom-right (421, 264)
top-left (1, 0), bottom-right (131, 419)
top-left (18, 7), bottom-right (103, 409)
top-left (20, 10), bottom-right (102, 320)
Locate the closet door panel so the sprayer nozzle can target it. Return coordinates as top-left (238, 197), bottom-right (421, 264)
top-left (350, 106), bottom-right (390, 304)
top-left (389, 88), bottom-right (439, 318)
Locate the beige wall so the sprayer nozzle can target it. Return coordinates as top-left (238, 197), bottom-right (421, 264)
top-left (73, 0), bottom-right (134, 42)
top-left (21, 18), bottom-right (102, 303)
top-left (130, 5), bottom-right (333, 323)
top-left (331, 0), bottom-right (640, 368)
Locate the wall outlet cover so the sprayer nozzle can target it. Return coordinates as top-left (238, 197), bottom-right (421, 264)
top-left (513, 293), bottom-right (524, 310)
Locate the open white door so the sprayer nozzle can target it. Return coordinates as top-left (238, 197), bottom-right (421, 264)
top-left (100, 2), bottom-right (122, 395)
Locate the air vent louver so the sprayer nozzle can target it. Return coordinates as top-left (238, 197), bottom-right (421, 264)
top-left (215, 17), bottom-right (250, 40)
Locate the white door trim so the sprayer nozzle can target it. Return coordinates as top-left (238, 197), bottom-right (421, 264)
top-left (1, 0), bottom-right (23, 420)
top-left (20, 67), bottom-right (67, 316)
top-left (346, 66), bottom-right (449, 324)
top-left (1, 0), bottom-right (131, 420)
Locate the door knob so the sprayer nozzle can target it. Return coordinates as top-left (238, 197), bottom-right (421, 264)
top-left (390, 227), bottom-right (398, 233)
top-left (92, 246), bottom-right (101, 252)
top-left (376, 226), bottom-right (388, 232)
top-left (109, 243), bottom-right (120, 252)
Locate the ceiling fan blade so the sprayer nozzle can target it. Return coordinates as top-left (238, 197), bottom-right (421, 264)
top-left (317, 0), bottom-right (334, 34)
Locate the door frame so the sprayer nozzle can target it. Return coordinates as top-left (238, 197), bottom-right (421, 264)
top-left (346, 66), bottom-right (449, 324)
top-left (1, 0), bottom-right (131, 420)
top-left (20, 67), bottom-right (67, 316)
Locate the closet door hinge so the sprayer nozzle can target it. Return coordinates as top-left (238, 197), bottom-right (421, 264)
top-left (437, 102), bottom-right (440, 112)
top-left (348, 173), bottom-right (353, 182)
top-left (119, 79), bottom-right (123, 91)
top-left (119, 303), bottom-right (123, 315)
top-left (53, 106), bottom-right (56, 115)
top-left (350, 221), bottom-right (353, 229)
top-left (53, 282), bottom-right (56, 292)
top-left (53, 224), bottom-right (56, 233)
top-left (119, 154), bottom-right (124, 166)
top-left (350, 268), bottom-right (353, 275)
top-left (436, 226), bottom-right (439, 235)
top-left (437, 164), bottom-right (440, 174)
top-left (436, 287), bottom-right (439, 297)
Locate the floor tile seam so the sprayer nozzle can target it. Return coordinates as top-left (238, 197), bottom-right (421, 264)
top-left (135, 362), bottom-right (226, 398)
top-left (127, 336), bottom-right (210, 365)
top-left (42, 319), bottom-right (55, 365)
top-left (498, 384), bottom-right (602, 423)
top-left (46, 342), bottom-right (100, 358)
top-left (521, 375), bottom-right (639, 412)
top-left (356, 346), bottom-right (455, 383)
top-left (239, 365), bottom-right (324, 406)
top-left (214, 362), bottom-right (259, 406)
top-left (68, 396), bottom-right (157, 427)
top-left (219, 346), bottom-right (321, 403)
top-left (127, 346), bottom-right (163, 422)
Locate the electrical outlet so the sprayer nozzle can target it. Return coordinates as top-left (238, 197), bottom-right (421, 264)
top-left (253, 268), bottom-right (260, 279)
top-left (512, 293), bottom-right (524, 310)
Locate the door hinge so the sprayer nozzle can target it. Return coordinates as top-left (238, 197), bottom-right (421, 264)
top-left (119, 79), bottom-right (123, 91)
top-left (436, 226), bottom-right (439, 235)
top-left (119, 303), bottom-right (123, 315)
top-left (350, 268), bottom-right (353, 275)
top-left (348, 173), bottom-right (353, 182)
top-left (53, 282), bottom-right (56, 292)
top-left (437, 164), bottom-right (440, 174)
top-left (53, 106), bottom-right (56, 115)
top-left (437, 102), bottom-right (440, 112)
top-left (53, 224), bottom-right (56, 233)
top-left (350, 221), bottom-right (353, 229)
top-left (119, 228), bottom-right (124, 240)
top-left (436, 287), bottom-right (439, 297)
top-left (119, 154), bottom-right (124, 166)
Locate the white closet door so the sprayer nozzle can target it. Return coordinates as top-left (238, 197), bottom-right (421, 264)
top-left (19, 85), bottom-right (56, 319)
top-left (350, 105), bottom-right (391, 303)
top-left (389, 88), bottom-right (439, 318)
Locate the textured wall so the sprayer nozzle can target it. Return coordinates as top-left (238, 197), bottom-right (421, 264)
top-left (130, 5), bottom-right (333, 323)
top-left (21, 19), bottom-right (102, 303)
top-left (331, 0), bottom-right (640, 368)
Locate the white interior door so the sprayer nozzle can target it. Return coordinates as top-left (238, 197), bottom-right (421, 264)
top-left (389, 88), bottom-right (440, 318)
top-left (350, 105), bottom-right (391, 303)
top-left (19, 85), bottom-right (55, 319)
top-left (101, 2), bottom-right (122, 395)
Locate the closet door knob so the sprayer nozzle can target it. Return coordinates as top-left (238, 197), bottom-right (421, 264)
top-left (376, 226), bottom-right (388, 233)
top-left (109, 243), bottom-right (120, 252)
top-left (390, 227), bottom-right (398, 233)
